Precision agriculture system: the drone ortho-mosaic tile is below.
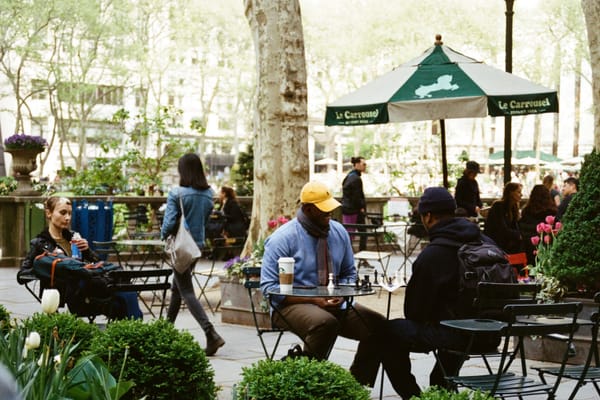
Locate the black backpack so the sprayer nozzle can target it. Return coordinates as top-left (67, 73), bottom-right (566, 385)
top-left (436, 238), bottom-right (516, 317)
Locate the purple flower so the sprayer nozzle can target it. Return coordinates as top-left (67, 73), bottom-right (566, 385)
top-left (223, 256), bottom-right (242, 270)
top-left (3, 134), bottom-right (47, 150)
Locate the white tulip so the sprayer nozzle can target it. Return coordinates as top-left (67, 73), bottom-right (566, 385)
top-left (25, 332), bottom-right (41, 349)
top-left (37, 353), bottom-right (45, 367)
top-left (53, 354), bottom-right (61, 365)
top-left (41, 289), bottom-right (60, 314)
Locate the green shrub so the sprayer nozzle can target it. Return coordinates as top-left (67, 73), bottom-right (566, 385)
top-left (0, 304), bottom-right (10, 333)
top-left (0, 176), bottom-right (17, 195)
top-left (410, 386), bottom-right (493, 399)
top-left (22, 312), bottom-right (100, 357)
top-left (235, 357), bottom-right (370, 400)
top-left (88, 318), bottom-right (218, 400)
top-left (548, 150), bottom-right (600, 290)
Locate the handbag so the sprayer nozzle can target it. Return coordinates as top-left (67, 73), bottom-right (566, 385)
top-left (165, 197), bottom-right (202, 273)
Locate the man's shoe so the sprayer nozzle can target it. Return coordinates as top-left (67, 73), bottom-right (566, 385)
top-left (205, 329), bottom-right (225, 356)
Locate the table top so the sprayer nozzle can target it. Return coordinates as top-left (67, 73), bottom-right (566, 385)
top-left (440, 318), bottom-right (508, 333)
top-left (116, 239), bottom-right (165, 247)
top-left (267, 286), bottom-right (375, 297)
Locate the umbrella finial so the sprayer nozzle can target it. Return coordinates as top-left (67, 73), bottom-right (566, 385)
top-left (435, 34), bottom-right (443, 45)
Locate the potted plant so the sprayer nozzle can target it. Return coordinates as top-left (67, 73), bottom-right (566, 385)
top-left (546, 150), bottom-right (600, 294)
top-left (3, 133), bottom-right (48, 195)
top-left (219, 216), bottom-right (288, 327)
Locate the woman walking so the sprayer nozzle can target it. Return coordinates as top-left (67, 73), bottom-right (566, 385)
top-left (161, 153), bottom-right (225, 356)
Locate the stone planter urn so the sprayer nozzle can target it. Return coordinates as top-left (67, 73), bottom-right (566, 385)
top-left (219, 275), bottom-right (271, 328)
top-left (6, 148), bottom-right (43, 195)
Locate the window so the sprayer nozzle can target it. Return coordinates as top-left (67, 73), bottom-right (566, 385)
top-left (31, 79), bottom-right (48, 100)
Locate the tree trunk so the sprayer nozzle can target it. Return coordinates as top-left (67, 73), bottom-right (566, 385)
top-left (582, 0), bottom-right (600, 152)
top-left (243, 0), bottom-right (309, 254)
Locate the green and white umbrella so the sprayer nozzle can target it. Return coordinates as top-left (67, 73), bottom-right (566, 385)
top-left (325, 36), bottom-right (558, 187)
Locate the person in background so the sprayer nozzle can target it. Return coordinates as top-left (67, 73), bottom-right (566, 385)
top-left (542, 175), bottom-right (561, 206)
top-left (18, 197), bottom-right (142, 319)
top-left (219, 186), bottom-right (248, 238)
top-left (19, 197), bottom-right (98, 302)
top-left (484, 182), bottom-right (523, 254)
top-left (520, 184), bottom-right (558, 265)
top-left (380, 187), bottom-right (490, 399)
top-left (161, 153), bottom-right (225, 356)
top-left (454, 161), bottom-right (482, 218)
top-left (556, 176), bottom-right (579, 220)
top-left (342, 156), bottom-right (367, 250)
top-left (261, 181), bottom-right (385, 387)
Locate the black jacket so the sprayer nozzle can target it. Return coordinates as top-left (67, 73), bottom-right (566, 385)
top-left (455, 175), bottom-right (482, 217)
top-left (341, 170), bottom-right (365, 215)
top-left (222, 200), bottom-right (248, 238)
top-left (405, 217), bottom-right (483, 323)
top-left (19, 228), bottom-right (99, 279)
top-left (484, 201), bottom-right (522, 254)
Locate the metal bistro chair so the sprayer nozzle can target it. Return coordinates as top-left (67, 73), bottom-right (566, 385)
top-left (448, 302), bottom-right (583, 399)
top-left (342, 222), bottom-right (392, 280)
top-left (242, 266), bottom-right (286, 360)
top-left (534, 292), bottom-right (600, 400)
top-left (472, 282), bottom-right (541, 374)
top-left (193, 237), bottom-right (245, 314)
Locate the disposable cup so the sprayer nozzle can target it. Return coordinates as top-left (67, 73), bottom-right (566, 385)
top-left (278, 257), bottom-right (295, 293)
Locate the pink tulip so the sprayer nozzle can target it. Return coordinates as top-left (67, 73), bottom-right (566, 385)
top-left (278, 216), bottom-right (289, 225)
top-left (555, 222), bottom-right (562, 231)
top-left (267, 220), bottom-right (278, 229)
top-left (533, 250), bottom-right (538, 255)
top-left (536, 223), bottom-right (545, 234)
top-left (530, 236), bottom-right (540, 246)
top-left (543, 235), bottom-right (551, 244)
top-left (543, 224), bottom-right (552, 233)
top-left (545, 215), bottom-right (556, 225)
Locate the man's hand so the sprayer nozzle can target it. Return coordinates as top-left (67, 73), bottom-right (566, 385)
top-left (316, 297), bottom-right (343, 309)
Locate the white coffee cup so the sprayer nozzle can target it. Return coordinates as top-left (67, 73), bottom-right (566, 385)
top-left (278, 257), bottom-right (295, 293)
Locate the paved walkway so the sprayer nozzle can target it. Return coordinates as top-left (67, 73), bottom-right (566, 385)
top-left (1, 256), bottom-right (596, 399)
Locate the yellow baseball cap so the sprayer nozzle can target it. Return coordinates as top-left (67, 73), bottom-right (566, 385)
top-left (300, 181), bottom-right (341, 212)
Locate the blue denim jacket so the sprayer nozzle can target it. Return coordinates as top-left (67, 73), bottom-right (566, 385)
top-left (160, 186), bottom-right (214, 248)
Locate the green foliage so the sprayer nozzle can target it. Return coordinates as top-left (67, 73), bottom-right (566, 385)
top-left (547, 150), bottom-right (600, 291)
top-left (0, 176), bottom-right (17, 195)
top-left (65, 156), bottom-right (131, 195)
top-left (410, 386), bottom-right (492, 399)
top-left (0, 317), bottom-right (132, 400)
top-left (0, 304), bottom-right (10, 333)
top-left (231, 144), bottom-right (254, 196)
top-left (23, 312), bottom-right (100, 357)
top-left (235, 357), bottom-right (370, 400)
top-left (88, 318), bottom-right (218, 400)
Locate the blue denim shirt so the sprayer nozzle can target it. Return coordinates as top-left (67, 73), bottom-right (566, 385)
top-left (260, 218), bottom-right (356, 308)
top-left (160, 186), bottom-right (214, 248)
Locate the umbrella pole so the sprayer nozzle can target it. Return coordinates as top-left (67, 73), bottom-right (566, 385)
top-left (440, 119), bottom-right (449, 188)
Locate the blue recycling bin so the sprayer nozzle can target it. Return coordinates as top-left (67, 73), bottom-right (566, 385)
top-left (71, 200), bottom-right (114, 251)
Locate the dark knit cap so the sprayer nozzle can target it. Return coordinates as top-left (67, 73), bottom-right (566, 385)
top-left (418, 187), bottom-right (457, 214)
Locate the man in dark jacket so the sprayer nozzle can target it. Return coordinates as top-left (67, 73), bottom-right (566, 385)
top-left (381, 187), bottom-right (485, 399)
top-left (454, 160), bottom-right (482, 217)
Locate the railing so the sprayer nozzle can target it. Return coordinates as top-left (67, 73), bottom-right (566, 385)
top-left (0, 195), bottom-right (392, 268)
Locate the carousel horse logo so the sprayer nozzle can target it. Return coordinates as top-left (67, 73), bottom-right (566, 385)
top-left (415, 74), bottom-right (459, 98)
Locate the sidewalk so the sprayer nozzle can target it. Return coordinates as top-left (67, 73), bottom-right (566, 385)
top-left (1, 257), bottom-right (596, 399)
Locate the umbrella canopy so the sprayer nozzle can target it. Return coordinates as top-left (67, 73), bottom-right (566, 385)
top-left (488, 150), bottom-right (562, 165)
top-left (325, 35), bottom-right (559, 187)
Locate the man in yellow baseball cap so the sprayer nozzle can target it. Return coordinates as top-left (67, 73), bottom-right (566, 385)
top-left (260, 181), bottom-right (385, 387)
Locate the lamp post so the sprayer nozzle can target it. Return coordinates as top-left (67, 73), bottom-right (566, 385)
top-left (504, 0), bottom-right (515, 185)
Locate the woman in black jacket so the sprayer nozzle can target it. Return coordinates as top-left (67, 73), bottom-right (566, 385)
top-left (484, 182), bottom-right (523, 254)
top-left (219, 186), bottom-right (248, 238)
